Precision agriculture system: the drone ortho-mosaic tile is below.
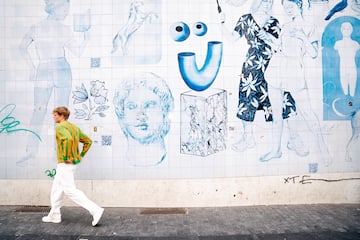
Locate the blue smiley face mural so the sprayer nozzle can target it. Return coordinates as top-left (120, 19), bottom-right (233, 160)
top-left (169, 21), bottom-right (223, 91)
top-left (192, 22), bottom-right (208, 37)
top-left (170, 21), bottom-right (190, 42)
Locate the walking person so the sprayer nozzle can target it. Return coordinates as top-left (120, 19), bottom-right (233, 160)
top-left (42, 106), bottom-right (104, 226)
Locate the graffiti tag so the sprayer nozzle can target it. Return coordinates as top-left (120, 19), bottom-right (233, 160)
top-left (0, 104), bottom-right (41, 141)
top-left (45, 169), bottom-right (56, 179)
top-left (284, 175), bottom-right (360, 185)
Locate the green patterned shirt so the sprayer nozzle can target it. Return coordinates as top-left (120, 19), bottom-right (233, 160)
top-left (55, 121), bottom-right (92, 164)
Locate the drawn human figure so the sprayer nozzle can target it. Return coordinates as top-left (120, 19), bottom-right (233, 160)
top-left (113, 72), bottom-right (174, 166)
top-left (332, 98), bottom-right (360, 162)
top-left (346, 108), bottom-right (360, 162)
top-left (17, 0), bottom-right (89, 165)
top-left (111, 1), bottom-right (158, 55)
top-left (261, 0), bottom-right (333, 165)
top-left (334, 22), bottom-right (360, 97)
top-left (218, 0), bottom-right (296, 152)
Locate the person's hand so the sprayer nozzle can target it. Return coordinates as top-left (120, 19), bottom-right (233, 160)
top-left (257, 29), bottom-right (268, 40)
top-left (257, 29), bottom-right (273, 45)
top-left (219, 12), bottom-right (226, 24)
top-left (289, 28), bottom-right (306, 41)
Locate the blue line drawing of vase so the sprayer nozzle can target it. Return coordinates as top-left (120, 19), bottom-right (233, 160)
top-left (178, 41), bottom-right (223, 91)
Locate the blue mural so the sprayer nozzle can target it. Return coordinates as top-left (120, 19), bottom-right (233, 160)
top-left (218, 0), bottom-right (296, 154)
top-left (261, 0), bottom-right (332, 166)
top-left (17, 0), bottom-right (90, 165)
top-left (346, 109), bottom-right (360, 162)
top-left (111, 0), bottom-right (161, 64)
top-left (352, 0), bottom-right (360, 15)
top-left (178, 41), bottom-right (223, 91)
top-left (325, 0), bottom-right (348, 20)
top-left (113, 72), bottom-right (174, 166)
top-left (72, 80), bottom-right (110, 120)
top-left (169, 21), bottom-right (191, 42)
top-left (170, 13), bottom-right (226, 156)
top-left (0, 0), bottom-right (359, 179)
top-left (192, 22), bottom-right (208, 37)
top-left (322, 16), bottom-right (360, 121)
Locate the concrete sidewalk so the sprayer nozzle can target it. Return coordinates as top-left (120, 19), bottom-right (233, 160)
top-left (0, 204), bottom-right (360, 239)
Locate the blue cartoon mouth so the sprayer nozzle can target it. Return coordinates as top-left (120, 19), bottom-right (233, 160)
top-left (178, 41), bottom-right (223, 91)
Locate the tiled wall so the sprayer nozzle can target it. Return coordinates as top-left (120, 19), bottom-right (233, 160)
top-left (0, 0), bottom-right (359, 180)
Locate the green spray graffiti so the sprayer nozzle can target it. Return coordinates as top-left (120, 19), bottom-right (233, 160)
top-left (0, 104), bottom-right (42, 141)
top-left (45, 169), bottom-right (56, 179)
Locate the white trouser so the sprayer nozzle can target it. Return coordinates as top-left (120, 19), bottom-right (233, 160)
top-left (49, 163), bottom-right (100, 216)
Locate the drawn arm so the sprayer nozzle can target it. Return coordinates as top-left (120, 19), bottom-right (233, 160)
top-left (19, 26), bottom-right (36, 80)
top-left (257, 29), bottom-right (280, 51)
top-left (65, 29), bottom-right (89, 57)
top-left (218, 12), bottom-right (240, 42)
top-left (295, 24), bottom-right (318, 58)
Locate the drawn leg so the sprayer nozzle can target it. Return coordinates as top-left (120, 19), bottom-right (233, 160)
top-left (346, 109), bottom-right (360, 162)
top-left (17, 87), bottom-right (52, 166)
top-left (260, 85), bottom-right (283, 161)
top-left (232, 120), bottom-right (256, 152)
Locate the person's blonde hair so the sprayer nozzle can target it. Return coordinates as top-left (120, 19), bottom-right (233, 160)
top-left (53, 106), bottom-right (70, 120)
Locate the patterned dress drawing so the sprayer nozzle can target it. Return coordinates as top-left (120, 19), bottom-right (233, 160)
top-left (234, 14), bottom-right (296, 122)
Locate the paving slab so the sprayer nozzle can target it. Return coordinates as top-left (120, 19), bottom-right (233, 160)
top-left (0, 204), bottom-right (359, 239)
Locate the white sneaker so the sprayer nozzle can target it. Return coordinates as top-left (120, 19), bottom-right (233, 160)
top-left (42, 214), bottom-right (61, 223)
top-left (92, 208), bottom-right (104, 226)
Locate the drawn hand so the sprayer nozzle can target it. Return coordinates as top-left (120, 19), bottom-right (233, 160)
top-left (289, 28), bottom-right (306, 41)
top-left (257, 29), bottom-right (274, 45)
top-left (219, 12), bottom-right (225, 24)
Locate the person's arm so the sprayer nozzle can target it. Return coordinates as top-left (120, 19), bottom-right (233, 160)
top-left (258, 17), bottom-right (282, 53)
top-left (65, 26), bottom-right (90, 57)
top-left (294, 24), bottom-right (318, 59)
top-left (257, 29), bottom-right (282, 52)
top-left (79, 130), bottom-right (92, 158)
top-left (19, 26), bottom-right (37, 80)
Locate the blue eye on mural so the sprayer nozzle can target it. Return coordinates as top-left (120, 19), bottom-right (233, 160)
top-left (170, 21), bottom-right (190, 42)
top-left (192, 22), bottom-right (207, 36)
